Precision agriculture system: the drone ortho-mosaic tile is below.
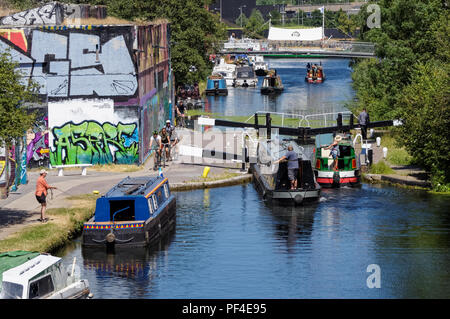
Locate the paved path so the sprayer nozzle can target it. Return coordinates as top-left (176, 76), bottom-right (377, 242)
top-left (356, 133), bottom-right (431, 188)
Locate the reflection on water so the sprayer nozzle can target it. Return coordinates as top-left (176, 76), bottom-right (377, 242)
top-left (205, 58), bottom-right (355, 116)
top-left (59, 184), bottom-right (450, 298)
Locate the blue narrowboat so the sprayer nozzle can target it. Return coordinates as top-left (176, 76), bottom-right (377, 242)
top-left (205, 74), bottom-right (228, 96)
top-left (82, 176), bottom-right (176, 248)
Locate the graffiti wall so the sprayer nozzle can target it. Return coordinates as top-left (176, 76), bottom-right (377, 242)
top-left (0, 13), bottom-right (173, 169)
top-left (48, 99), bottom-right (139, 165)
top-left (0, 26), bottom-right (138, 101)
top-left (137, 23), bottom-right (173, 163)
top-left (0, 2), bottom-right (107, 26)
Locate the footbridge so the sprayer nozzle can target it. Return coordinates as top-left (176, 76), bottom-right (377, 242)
top-left (217, 40), bottom-right (376, 58)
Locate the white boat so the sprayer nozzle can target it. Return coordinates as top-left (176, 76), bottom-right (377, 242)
top-left (233, 66), bottom-right (258, 87)
top-left (254, 56), bottom-right (269, 76)
top-left (212, 59), bottom-right (236, 87)
top-left (0, 253), bottom-right (92, 299)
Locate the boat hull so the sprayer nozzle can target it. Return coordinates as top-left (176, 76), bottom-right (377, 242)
top-left (82, 196), bottom-right (176, 248)
top-left (251, 164), bottom-right (320, 206)
top-left (315, 170), bottom-right (361, 188)
top-left (305, 77), bottom-right (325, 83)
top-left (261, 87), bottom-right (283, 95)
top-left (205, 88), bottom-right (228, 96)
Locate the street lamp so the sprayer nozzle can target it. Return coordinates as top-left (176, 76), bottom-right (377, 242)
top-left (239, 5), bottom-right (246, 28)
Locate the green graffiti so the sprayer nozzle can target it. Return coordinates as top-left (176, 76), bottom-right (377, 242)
top-left (49, 121), bottom-right (139, 165)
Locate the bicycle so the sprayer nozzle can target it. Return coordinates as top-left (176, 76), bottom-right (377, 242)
top-left (176, 113), bottom-right (186, 128)
top-left (161, 143), bottom-right (171, 168)
top-left (151, 146), bottom-right (162, 170)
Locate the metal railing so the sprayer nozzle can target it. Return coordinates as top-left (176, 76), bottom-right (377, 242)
top-left (218, 39), bottom-right (375, 55)
top-left (245, 110), bottom-right (356, 128)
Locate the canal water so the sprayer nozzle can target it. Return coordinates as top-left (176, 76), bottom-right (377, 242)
top-left (57, 58), bottom-right (450, 298)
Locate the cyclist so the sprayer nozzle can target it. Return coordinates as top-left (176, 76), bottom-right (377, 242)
top-left (175, 100), bottom-right (186, 127)
top-left (165, 119), bottom-right (175, 137)
top-left (149, 130), bottom-right (162, 169)
top-left (160, 126), bottom-right (171, 161)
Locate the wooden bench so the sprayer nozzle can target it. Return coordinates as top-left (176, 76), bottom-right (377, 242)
top-left (53, 164), bottom-right (93, 176)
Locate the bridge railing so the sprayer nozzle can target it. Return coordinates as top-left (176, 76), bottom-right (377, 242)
top-left (217, 39), bottom-right (375, 55)
top-left (244, 110), bottom-right (356, 129)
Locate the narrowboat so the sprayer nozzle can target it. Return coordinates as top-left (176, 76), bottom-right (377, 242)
top-left (313, 133), bottom-right (361, 187)
top-left (233, 66), bottom-right (258, 87)
top-left (82, 175), bottom-right (176, 248)
top-left (251, 143), bottom-right (321, 205)
top-left (305, 62), bottom-right (325, 84)
top-left (205, 74), bottom-right (228, 96)
top-left (0, 251), bottom-right (91, 299)
top-left (260, 70), bottom-right (284, 95)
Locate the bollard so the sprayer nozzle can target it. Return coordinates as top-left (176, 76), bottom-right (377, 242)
top-left (383, 147), bottom-right (388, 159)
top-left (202, 166), bottom-right (210, 178)
top-left (370, 129), bottom-right (374, 138)
top-left (376, 137), bottom-right (381, 147)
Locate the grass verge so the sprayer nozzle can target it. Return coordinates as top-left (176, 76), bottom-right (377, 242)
top-left (0, 194), bottom-right (97, 253)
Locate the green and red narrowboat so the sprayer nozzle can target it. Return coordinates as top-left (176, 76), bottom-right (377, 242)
top-left (313, 133), bottom-right (361, 188)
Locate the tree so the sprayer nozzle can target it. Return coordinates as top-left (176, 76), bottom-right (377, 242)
top-left (244, 9), bottom-right (268, 38)
top-left (350, 0), bottom-right (450, 188)
top-left (0, 51), bottom-right (37, 147)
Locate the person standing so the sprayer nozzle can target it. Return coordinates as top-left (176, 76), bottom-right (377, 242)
top-left (325, 135), bottom-right (342, 171)
top-left (35, 169), bottom-right (57, 223)
top-left (358, 108), bottom-right (370, 140)
top-left (274, 145), bottom-right (299, 190)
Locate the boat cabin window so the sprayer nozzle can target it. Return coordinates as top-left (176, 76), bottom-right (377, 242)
top-left (152, 195), bottom-right (158, 210)
top-left (110, 200), bottom-right (135, 222)
top-left (29, 274), bottom-right (54, 299)
top-left (148, 198), bottom-right (154, 215)
top-left (163, 184), bottom-right (170, 198)
top-left (0, 281), bottom-right (24, 299)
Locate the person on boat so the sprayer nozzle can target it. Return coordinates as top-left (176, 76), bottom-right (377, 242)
top-left (325, 135), bottom-right (342, 171)
top-left (274, 145), bottom-right (299, 190)
top-left (149, 130), bottom-right (162, 169)
top-left (35, 169), bottom-right (57, 223)
top-left (358, 108), bottom-right (370, 140)
top-left (160, 127), bottom-right (171, 161)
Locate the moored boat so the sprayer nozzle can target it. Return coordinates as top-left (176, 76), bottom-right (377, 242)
top-left (260, 69), bottom-right (284, 95)
top-left (212, 58), bottom-right (236, 87)
top-left (313, 133), bottom-right (361, 187)
top-left (205, 74), bottom-right (228, 95)
top-left (233, 66), bottom-right (258, 87)
top-left (0, 251), bottom-right (91, 299)
top-left (82, 175), bottom-right (176, 248)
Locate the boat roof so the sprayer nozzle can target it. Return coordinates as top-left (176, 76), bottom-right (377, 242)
top-left (104, 176), bottom-right (164, 198)
top-left (2, 254), bottom-right (60, 284)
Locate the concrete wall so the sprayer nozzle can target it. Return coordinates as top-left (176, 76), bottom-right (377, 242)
top-left (0, 19), bottom-right (172, 171)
